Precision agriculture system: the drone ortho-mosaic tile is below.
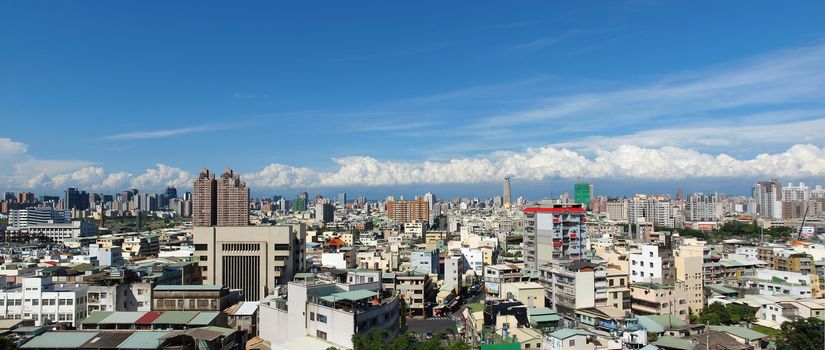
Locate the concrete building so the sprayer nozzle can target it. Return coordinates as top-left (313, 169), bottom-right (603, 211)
top-left (753, 179), bottom-right (782, 219)
top-left (193, 225), bottom-right (306, 301)
top-left (8, 207), bottom-right (70, 228)
top-left (192, 168), bottom-right (217, 227)
top-left (152, 285), bottom-right (241, 311)
top-left (315, 202), bottom-right (334, 224)
top-left (630, 283), bottom-right (688, 321)
top-left (500, 281), bottom-right (545, 308)
top-left (0, 276), bottom-right (88, 327)
top-left (259, 280), bottom-right (400, 349)
top-left (11, 221), bottom-right (98, 243)
top-left (409, 249), bottom-right (439, 275)
top-left (484, 264), bottom-right (524, 298)
top-left (629, 243), bottom-right (675, 284)
top-left (396, 269), bottom-right (435, 317)
top-left (674, 253), bottom-right (704, 314)
top-left (216, 168), bottom-right (250, 226)
top-left (523, 205), bottom-right (587, 271)
top-left (386, 198), bottom-right (429, 224)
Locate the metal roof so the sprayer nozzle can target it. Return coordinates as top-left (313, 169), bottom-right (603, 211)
top-left (81, 311), bottom-right (115, 324)
top-left (117, 331), bottom-right (171, 349)
top-left (135, 311), bottom-right (163, 324)
top-left (152, 311), bottom-right (199, 324)
top-left (100, 311), bottom-right (145, 324)
top-left (80, 331), bottom-right (133, 348)
top-left (319, 289), bottom-right (378, 302)
top-left (186, 312), bottom-right (220, 326)
top-left (21, 332), bottom-right (99, 349)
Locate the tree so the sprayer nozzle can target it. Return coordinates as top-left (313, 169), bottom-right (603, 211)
top-left (352, 329), bottom-right (470, 350)
top-left (697, 302), bottom-right (757, 326)
top-left (775, 317), bottom-right (824, 350)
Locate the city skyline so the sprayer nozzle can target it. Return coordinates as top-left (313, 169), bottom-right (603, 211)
top-left (2, 2), bottom-right (825, 195)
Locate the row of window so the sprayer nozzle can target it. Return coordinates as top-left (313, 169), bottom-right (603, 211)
top-left (0, 297), bottom-right (84, 306)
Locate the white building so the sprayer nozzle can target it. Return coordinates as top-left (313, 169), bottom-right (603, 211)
top-left (259, 279), bottom-right (400, 349)
top-left (0, 276), bottom-right (88, 327)
top-left (8, 207), bottom-right (70, 229)
top-left (738, 270), bottom-right (815, 297)
top-left (14, 221), bottom-right (98, 243)
top-left (629, 244), bottom-right (674, 284)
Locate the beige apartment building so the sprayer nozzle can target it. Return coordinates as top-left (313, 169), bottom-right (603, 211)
top-left (193, 168), bottom-right (250, 227)
top-left (194, 225), bottom-right (306, 301)
top-left (386, 199), bottom-right (429, 224)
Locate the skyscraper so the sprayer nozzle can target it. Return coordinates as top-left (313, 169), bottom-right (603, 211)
top-left (337, 192), bottom-right (347, 207)
top-left (193, 168), bottom-right (217, 227)
top-left (503, 176), bottom-right (512, 208)
top-left (217, 168), bottom-right (250, 226)
top-left (64, 188), bottom-right (90, 211)
top-left (574, 183), bottom-right (594, 210)
top-left (193, 168), bottom-right (250, 226)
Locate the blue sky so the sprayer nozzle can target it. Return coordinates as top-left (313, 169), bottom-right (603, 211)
top-left (2, 1), bottom-right (825, 198)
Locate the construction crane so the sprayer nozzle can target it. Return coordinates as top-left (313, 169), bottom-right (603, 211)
top-left (796, 205), bottom-right (810, 241)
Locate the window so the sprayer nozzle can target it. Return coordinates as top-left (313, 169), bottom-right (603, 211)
top-left (194, 244), bottom-right (208, 251)
top-left (316, 330), bottom-right (327, 340)
top-left (317, 314), bottom-right (328, 323)
top-left (310, 312), bottom-right (315, 321)
top-left (569, 340), bottom-right (575, 346)
top-left (137, 289), bottom-right (145, 296)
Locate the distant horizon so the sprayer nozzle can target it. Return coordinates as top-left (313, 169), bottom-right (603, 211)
top-left (5, 176), bottom-right (823, 203)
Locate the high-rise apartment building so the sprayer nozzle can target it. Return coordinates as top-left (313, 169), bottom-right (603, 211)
top-left (503, 177), bottom-right (512, 209)
top-left (193, 168), bottom-right (217, 227)
top-left (216, 168), bottom-right (250, 226)
top-left (386, 198), bottom-right (430, 224)
top-left (523, 204), bottom-right (587, 271)
top-left (315, 202), bottom-right (334, 223)
top-left (193, 168), bottom-right (249, 226)
top-left (753, 179), bottom-right (782, 219)
top-left (193, 224), bottom-right (306, 301)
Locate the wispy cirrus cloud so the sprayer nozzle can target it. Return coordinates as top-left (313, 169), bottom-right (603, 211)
top-left (474, 42), bottom-right (825, 131)
top-left (102, 123), bottom-right (242, 140)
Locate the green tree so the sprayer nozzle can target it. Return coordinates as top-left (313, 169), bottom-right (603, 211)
top-left (775, 317), bottom-right (824, 350)
top-left (0, 337), bottom-right (14, 350)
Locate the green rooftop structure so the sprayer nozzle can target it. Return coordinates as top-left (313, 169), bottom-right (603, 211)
top-left (652, 336), bottom-right (695, 350)
top-left (574, 183), bottom-right (594, 209)
top-left (20, 332), bottom-right (99, 349)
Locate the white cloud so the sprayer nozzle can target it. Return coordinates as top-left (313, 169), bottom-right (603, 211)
top-left (241, 143), bottom-right (825, 189)
top-left (102, 124), bottom-right (241, 140)
top-left (129, 164), bottom-right (192, 190)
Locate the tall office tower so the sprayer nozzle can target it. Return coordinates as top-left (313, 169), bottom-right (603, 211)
top-left (676, 188), bottom-right (685, 201)
top-left (386, 198), bottom-right (430, 224)
top-left (193, 224), bottom-right (306, 300)
top-left (193, 168), bottom-right (218, 227)
top-left (753, 179), bottom-right (782, 219)
top-left (217, 168), bottom-right (250, 226)
top-left (574, 183), bottom-right (594, 210)
top-left (3, 192), bottom-right (15, 202)
top-left (503, 177), bottom-right (512, 208)
top-left (315, 202), bottom-right (334, 223)
top-left (522, 204), bottom-right (587, 271)
top-left (64, 188), bottom-right (90, 211)
top-left (165, 186), bottom-right (178, 199)
top-left (337, 192), bottom-right (347, 207)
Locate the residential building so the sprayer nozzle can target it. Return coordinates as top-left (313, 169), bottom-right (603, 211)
top-left (396, 269), bottom-right (435, 317)
top-left (193, 168), bottom-right (217, 227)
top-left (386, 198), bottom-right (429, 224)
top-left (259, 280), bottom-right (400, 349)
top-left (523, 205), bottom-right (587, 272)
top-left (409, 249), bottom-right (439, 275)
top-left (484, 264), bottom-right (524, 298)
top-left (629, 243), bottom-right (675, 284)
top-left (0, 277), bottom-right (88, 327)
top-left (630, 283), bottom-right (688, 321)
top-left (216, 168), bottom-right (249, 226)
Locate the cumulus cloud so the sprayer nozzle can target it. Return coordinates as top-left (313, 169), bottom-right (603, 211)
top-left (240, 144), bottom-right (825, 189)
top-left (14, 164), bottom-right (191, 192)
